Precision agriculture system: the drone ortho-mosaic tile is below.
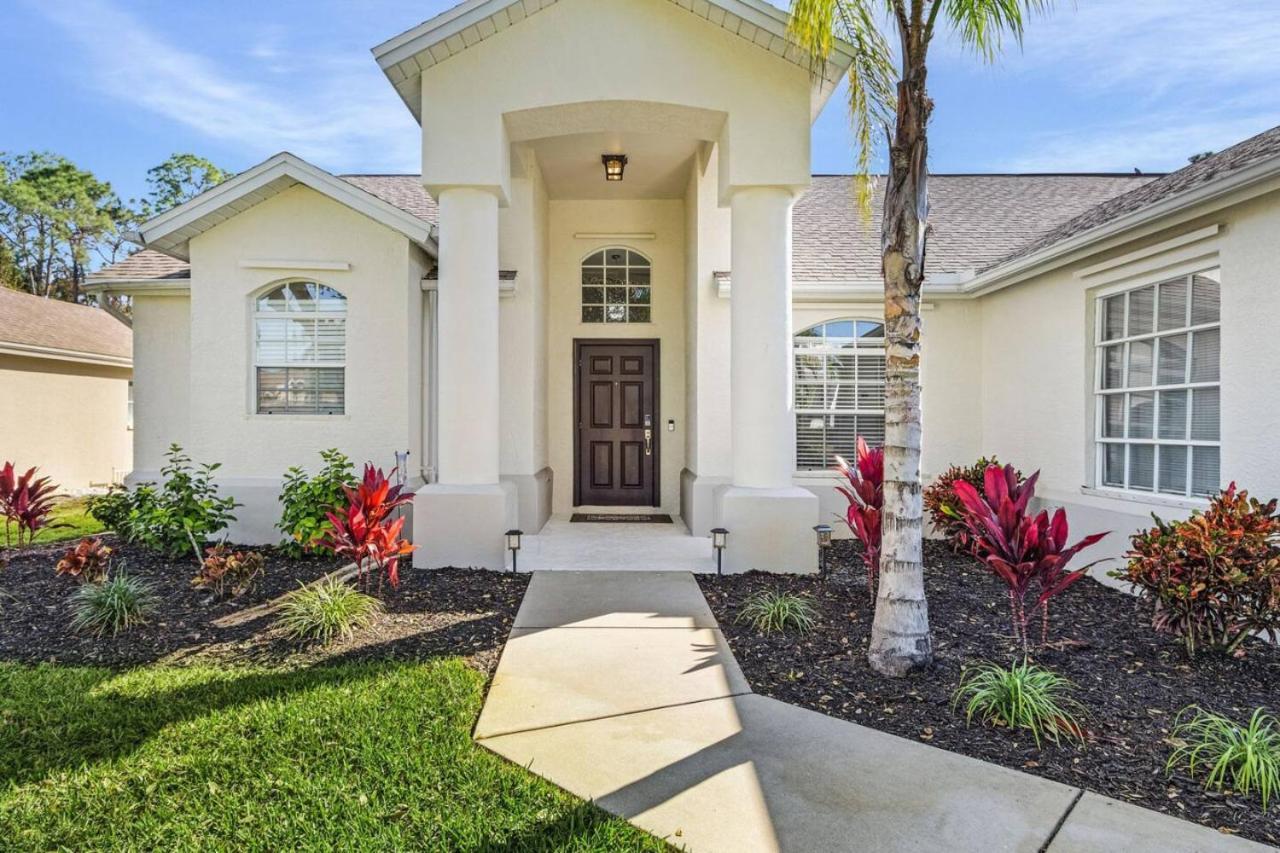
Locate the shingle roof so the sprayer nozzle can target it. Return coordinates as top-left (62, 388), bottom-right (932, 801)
top-left (794, 174), bottom-right (1155, 281)
top-left (984, 124), bottom-right (1280, 271)
top-left (339, 175), bottom-right (438, 224)
top-left (0, 287), bottom-right (131, 363)
top-left (88, 249), bottom-right (190, 282)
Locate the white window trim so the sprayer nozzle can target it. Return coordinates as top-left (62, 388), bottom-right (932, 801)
top-left (252, 281), bottom-right (348, 416)
top-left (794, 318), bottom-right (886, 473)
top-left (1092, 269), bottom-right (1220, 499)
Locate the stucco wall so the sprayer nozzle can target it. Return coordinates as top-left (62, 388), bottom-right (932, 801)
top-left (130, 294), bottom-right (189, 477)
top-left (0, 354), bottom-right (131, 492)
top-left (546, 198), bottom-right (687, 516)
top-left (184, 184), bottom-right (421, 543)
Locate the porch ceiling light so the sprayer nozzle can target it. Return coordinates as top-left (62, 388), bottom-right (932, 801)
top-left (602, 153), bottom-right (628, 182)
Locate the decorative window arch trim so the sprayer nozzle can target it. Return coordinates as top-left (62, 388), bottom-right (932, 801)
top-left (580, 246), bottom-right (652, 324)
top-left (253, 280), bottom-right (348, 415)
top-left (794, 318), bottom-right (886, 471)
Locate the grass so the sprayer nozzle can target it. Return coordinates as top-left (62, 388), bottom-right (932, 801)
top-left (735, 591), bottom-right (819, 634)
top-left (69, 573), bottom-right (158, 636)
top-left (1168, 706), bottom-right (1280, 810)
top-left (0, 659), bottom-right (670, 851)
top-left (276, 575), bottom-right (382, 645)
top-left (28, 497), bottom-right (105, 546)
top-left (952, 660), bottom-right (1086, 747)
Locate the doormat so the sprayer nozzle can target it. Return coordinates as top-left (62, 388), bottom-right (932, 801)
top-left (570, 513), bottom-right (674, 524)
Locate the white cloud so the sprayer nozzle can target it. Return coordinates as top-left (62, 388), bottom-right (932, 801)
top-left (29, 0), bottom-right (420, 172)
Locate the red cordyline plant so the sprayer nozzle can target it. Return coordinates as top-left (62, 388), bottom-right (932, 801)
top-left (952, 465), bottom-right (1108, 651)
top-left (835, 437), bottom-right (884, 599)
top-left (0, 462), bottom-right (61, 548)
top-left (321, 464), bottom-right (416, 595)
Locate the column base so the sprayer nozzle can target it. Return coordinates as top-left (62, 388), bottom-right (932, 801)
top-left (413, 482), bottom-right (518, 571)
top-left (680, 469), bottom-right (730, 537)
top-left (715, 486), bottom-right (819, 574)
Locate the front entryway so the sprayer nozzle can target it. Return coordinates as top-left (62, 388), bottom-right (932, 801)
top-left (573, 340), bottom-right (659, 507)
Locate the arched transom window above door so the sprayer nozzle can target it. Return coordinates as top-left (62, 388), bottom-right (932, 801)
top-left (581, 247), bottom-right (651, 323)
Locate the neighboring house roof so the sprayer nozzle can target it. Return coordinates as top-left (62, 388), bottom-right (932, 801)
top-left (0, 287), bottom-right (132, 367)
top-left (133, 153), bottom-right (437, 261)
top-left (983, 124), bottom-right (1280, 272)
top-left (372, 0), bottom-right (856, 123)
top-left (88, 250), bottom-right (191, 283)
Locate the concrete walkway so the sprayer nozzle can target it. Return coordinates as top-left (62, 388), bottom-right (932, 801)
top-left (475, 572), bottom-right (1274, 852)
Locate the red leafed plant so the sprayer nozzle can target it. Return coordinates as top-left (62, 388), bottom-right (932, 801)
top-left (835, 437), bottom-right (884, 599)
top-left (193, 542), bottom-right (266, 600)
top-left (321, 464), bottom-right (416, 595)
top-left (1115, 483), bottom-right (1280, 658)
top-left (952, 464), bottom-right (1108, 650)
top-left (1, 462), bottom-right (61, 548)
top-left (56, 537), bottom-right (113, 584)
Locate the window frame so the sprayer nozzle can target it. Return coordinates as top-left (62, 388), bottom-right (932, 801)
top-left (579, 246), bottom-right (652, 324)
top-left (1092, 269), bottom-right (1220, 499)
top-left (793, 318), bottom-right (887, 473)
top-left (252, 280), bottom-right (348, 416)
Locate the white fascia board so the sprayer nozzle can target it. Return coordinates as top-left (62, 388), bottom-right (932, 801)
top-left (137, 153), bottom-right (436, 260)
top-left (83, 278), bottom-right (192, 297)
top-left (0, 341), bottom-right (132, 369)
top-left (964, 154), bottom-right (1280, 297)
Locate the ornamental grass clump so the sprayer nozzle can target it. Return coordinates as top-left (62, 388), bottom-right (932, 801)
top-left (736, 591), bottom-right (819, 634)
top-left (1115, 483), bottom-right (1280, 658)
top-left (69, 572), bottom-right (157, 637)
top-left (1168, 706), bottom-right (1280, 811)
top-left (834, 437), bottom-right (883, 599)
top-left (276, 575), bottom-right (382, 645)
top-left (952, 660), bottom-right (1085, 748)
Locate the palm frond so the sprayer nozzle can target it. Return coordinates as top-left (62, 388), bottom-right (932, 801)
top-left (937, 0), bottom-right (1055, 61)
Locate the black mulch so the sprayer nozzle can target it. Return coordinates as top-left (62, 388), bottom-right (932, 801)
top-left (0, 538), bottom-right (528, 675)
top-left (698, 539), bottom-right (1280, 847)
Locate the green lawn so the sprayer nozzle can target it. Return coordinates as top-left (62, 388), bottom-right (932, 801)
top-left (28, 496), bottom-right (104, 545)
top-left (0, 659), bottom-right (670, 851)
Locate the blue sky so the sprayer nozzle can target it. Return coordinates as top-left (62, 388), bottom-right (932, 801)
top-left (2, 0), bottom-right (1279, 203)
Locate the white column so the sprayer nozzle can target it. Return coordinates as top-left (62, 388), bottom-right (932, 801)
top-left (730, 186), bottom-right (795, 488)
top-left (436, 187), bottom-right (500, 485)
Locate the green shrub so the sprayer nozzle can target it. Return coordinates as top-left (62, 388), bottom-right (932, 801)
top-left (736, 591), bottom-right (819, 634)
top-left (923, 456), bottom-right (1019, 550)
top-left (278, 449), bottom-right (356, 557)
top-left (1114, 483), bottom-right (1280, 658)
top-left (952, 660), bottom-right (1085, 747)
top-left (1168, 706), bottom-right (1280, 810)
top-left (276, 575), bottom-right (382, 645)
top-left (69, 572), bottom-right (157, 636)
top-left (86, 486), bottom-right (138, 540)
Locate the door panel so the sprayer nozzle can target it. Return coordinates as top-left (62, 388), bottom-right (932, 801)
top-left (575, 341), bottom-right (659, 506)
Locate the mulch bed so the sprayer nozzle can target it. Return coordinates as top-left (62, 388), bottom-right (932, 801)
top-left (698, 539), bottom-right (1280, 847)
top-left (0, 538), bottom-right (528, 675)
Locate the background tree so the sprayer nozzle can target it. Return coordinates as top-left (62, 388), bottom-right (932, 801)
top-left (136, 153), bottom-right (233, 219)
top-left (789, 0), bottom-right (1053, 676)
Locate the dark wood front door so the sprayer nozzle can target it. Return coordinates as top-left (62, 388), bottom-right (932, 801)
top-left (574, 340), bottom-right (659, 507)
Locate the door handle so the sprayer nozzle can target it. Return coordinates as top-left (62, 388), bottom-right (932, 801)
top-left (644, 428), bottom-right (652, 456)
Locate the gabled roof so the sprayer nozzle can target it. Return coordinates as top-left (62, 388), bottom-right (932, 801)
top-left (136, 153), bottom-right (437, 261)
top-left (0, 287), bottom-right (131, 367)
top-left (372, 0), bottom-right (855, 122)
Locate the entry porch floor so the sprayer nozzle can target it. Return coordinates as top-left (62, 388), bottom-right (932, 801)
top-left (519, 515), bottom-right (715, 572)
top-left (475, 571), bottom-right (1269, 852)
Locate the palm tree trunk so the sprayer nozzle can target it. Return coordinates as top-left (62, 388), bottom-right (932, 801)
top-left (868, 16), bottom-right (933, 677)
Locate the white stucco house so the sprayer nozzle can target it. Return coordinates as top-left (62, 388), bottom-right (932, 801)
top-left (87, 0), bottom-right (1280, 574)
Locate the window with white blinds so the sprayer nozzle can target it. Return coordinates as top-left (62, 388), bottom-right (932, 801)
top-left (254, 281), bottom-right (347, 415)
top-left (1095, 271), bottom-right (1220, 497)
top-left (795, 319), bottom-right (886, 471)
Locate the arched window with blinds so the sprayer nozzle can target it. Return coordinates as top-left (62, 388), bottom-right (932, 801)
top-left (794, 319), bottom-right (886, 470)
top-left (253, 281), bottom-right (347, 415)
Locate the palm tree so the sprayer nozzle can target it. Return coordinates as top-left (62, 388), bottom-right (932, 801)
top-left (789, 0), bottom-right (1053, 676)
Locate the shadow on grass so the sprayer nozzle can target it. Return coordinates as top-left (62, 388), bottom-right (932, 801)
top-left (475, 799), bottom-right (675, 852)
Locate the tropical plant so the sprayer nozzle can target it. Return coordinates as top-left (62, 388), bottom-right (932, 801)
top-left (952, 660), bottom-right (1085, 747)
top-left (86, 486), bottom-right (135, 539)
top-left (129, 444), bottom-right (239, 558)
top-left (321, 464), bottom-right (416, 595)
top-left (952, 465), bottom-right (1107, 650)
top-left (924, 456), bottom-right (1019, 550)
top-left (835, 437), bottom-right (883, 599)
top-left (1168, 706), bottom-right (1280, 811)
top-left (70, 572), bottom-right (157, 636)
top-left (736, 591), bottom-right (820, 634)
top-left (0, 462), bottom-right (61, 548)
top-left (192, 543), bottom-right (266, 600)
top-left (276, 575), bottom-right (382, 645)
top-left (1115, 484), bottom-right (1280, 658)
top-left (789, 0), bottom-right (1060, 676)
top-left (55, 537), bottom-right (113, 584)
top-left (278, 449), bottom-right (357, 557)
